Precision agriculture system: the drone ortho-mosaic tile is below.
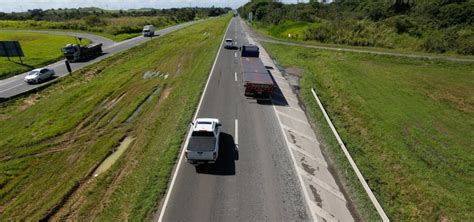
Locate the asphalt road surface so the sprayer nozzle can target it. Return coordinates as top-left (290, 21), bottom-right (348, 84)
top-left (0, 21), bottom-right (199, 99)
top-left (157, 17), bottom-right (310, 222)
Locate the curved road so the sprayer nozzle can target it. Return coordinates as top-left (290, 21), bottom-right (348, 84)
top-left (0, 29), bottom-right (116, 48)
top-left (0, 21), bottom-right (200, 99)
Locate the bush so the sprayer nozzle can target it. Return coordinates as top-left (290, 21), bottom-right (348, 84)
top-left (304, 19), bottom-right (394, 48)
top-left (83, 15), bottom-right (106, 27)
top-left (455, 29), bottom-right (474, 55)
top-left (421, 31), bottom-right (448, 53)
top-left (304, 22), bottom-right (331, 42)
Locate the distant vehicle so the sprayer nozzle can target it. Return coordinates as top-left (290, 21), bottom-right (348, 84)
top-left (143, 25), bottom-right (155, 37)
top-left (224, 38), bottom-right (237, 49)
top-left (24, 68), bottom-right (55, 84)
top-left (62, 43), bottom-right (102, 62)
top-left (185, 118), bottom-right (221, 165)
top-left (240, 45), bottom-right (274, 97)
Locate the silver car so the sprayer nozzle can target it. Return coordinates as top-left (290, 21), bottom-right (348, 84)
top-left (24, 68), bottom-right (55, 84)
top-left (224, 38), bottom-right (236, 49)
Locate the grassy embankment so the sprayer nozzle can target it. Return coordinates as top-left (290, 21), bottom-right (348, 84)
top-left (0, 16), bottom-right (177, 42)
top-left (255, 21), bottom-right (474, 59)
top-left (0, 15), bottom-right (230, 220)
top-left (0, 32), bottom-right (91, 80)
top-left (263, 43), bottom-right (474, 221)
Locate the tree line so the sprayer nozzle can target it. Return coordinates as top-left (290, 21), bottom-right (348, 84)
top-left (238, 0), bottom-right (473, 54)
top-left (0, 7), bottom-right (230, 23)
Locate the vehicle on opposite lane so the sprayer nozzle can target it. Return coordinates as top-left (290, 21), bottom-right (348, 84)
top-left (185, 118), bottom-right (221, 165)
top-left (62, 43), bottom-right (103, 62)
top-left (143, 25), bottom-right (155, 37)
top-left (24, 68), bottom-right (55, 84)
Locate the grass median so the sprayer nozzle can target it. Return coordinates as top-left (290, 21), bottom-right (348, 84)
top-left (0, 32), bottom-right (91, 80)
top-left (0, 15), bottom-right (230, 220)
top-left (263, 43), bottom-right (474, 221)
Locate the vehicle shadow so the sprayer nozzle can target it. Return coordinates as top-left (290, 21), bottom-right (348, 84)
top-left (195, 132), bottom-right (238, 175)
top-left (254, 70), bottom-right (289, 106)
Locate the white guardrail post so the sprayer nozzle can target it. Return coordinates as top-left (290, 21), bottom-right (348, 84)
top-left (311, 88), bottom-right (389, 222)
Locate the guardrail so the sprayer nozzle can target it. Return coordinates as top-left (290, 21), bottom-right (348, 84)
top-left (311, 88), bottom-right (389, 222)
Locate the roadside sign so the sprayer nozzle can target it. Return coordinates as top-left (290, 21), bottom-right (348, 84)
top-left (0, 41), bottom-right (24, 62)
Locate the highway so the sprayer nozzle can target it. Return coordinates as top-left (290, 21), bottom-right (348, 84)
top-left (157, 17), bottom-right (311, 222)
top-left (0, 20), bottom-right (199, 99)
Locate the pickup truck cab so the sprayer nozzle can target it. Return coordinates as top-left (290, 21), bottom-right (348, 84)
top-left (185, 118), bottom-right (221, 165)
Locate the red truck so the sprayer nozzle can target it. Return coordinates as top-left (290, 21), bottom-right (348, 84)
top-left (240, 45), bottom-right (274, 97)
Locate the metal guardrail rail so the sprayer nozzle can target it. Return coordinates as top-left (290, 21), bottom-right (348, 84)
top-left (311, 88), bottom-right (390, 222)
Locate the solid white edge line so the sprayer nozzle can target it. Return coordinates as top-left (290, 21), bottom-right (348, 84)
top-left (234, 71), bottom-right (237, 82)
top-left (234, 119), bottom-right (239, 149)
top-left (157, 17), bottom-right (233, 222)
top-left (311, 88), bottom-right (389, 221)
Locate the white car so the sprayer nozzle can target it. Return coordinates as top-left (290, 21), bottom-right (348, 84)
top-left (185, 118), bottom-right (221, 165)
top-left (224, 38), bottom-right (236, 49)
top-left (24, 68), bottom-right (55, 84)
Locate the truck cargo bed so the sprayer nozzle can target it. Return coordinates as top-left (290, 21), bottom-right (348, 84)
top-left (241, 57), bottom-right (273, 85)
top-left (187, 137), bottom-right (217, 151)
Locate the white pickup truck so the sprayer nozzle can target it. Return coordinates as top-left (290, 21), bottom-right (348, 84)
top-left (185, 118), bottom-right (221, 165)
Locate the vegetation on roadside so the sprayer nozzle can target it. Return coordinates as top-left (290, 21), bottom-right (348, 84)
top-left (263, 42), bottom-right (474, 221)
top-left (0, 7), bottom-right (230, 41)
top-left (0, 15), bottom-right (230, 220)
top-left (240, 0), bottom-right (473, 55)
top-left (0, 32), bottom-right (91, 80)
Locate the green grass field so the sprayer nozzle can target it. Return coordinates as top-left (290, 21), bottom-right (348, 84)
top-left (0, 16), bottom-right (230, 220)
top-left (255, 22), bottom-right (474, 59)
top-left (0, 16), bottom-right (177, 42)
top-left (263, 43), bottom-right (474, 221)
top-left (0, 32), bottom-right (91, 80)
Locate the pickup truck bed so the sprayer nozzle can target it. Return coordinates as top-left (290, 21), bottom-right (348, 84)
top-left (187, 137), bottom-right (217, 151)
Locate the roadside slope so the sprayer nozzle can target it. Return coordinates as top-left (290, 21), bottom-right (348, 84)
top-left (0, 15), bottom-right (231, 221)
top-left (262, 42), bottom-right (474, 221)
top-left (0, 31), bottom-right (94, 80)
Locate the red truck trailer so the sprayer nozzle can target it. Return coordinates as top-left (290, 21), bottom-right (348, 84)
top-left (240, 45), bottom-right (274, 97)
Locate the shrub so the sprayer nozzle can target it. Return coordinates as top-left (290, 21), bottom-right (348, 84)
top-left (421, 31), bottom-right (447, 53)
top-left (83, 15), bottom-right (106, 27)
top-left (455, 29), bottom-right (474, 55)
top-left (304, 20), bottom-right (394, 48)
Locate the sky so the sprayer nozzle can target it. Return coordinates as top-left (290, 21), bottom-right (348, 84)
top-left (0, 0), bottom-right (305, 13)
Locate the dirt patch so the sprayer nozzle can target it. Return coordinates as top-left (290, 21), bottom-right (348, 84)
top-left (429, 91), bottom-right (474, 113)
top-left (18, 93), bottom-right (41, 111)
top-left (0, 113), bottom-right (10, 121)
top-left (103, 92), bottom-right (126, 111)
top-left (286, 67), bottom-right (303, 77)
top-left (157, 87), bottom-right (171, 107)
